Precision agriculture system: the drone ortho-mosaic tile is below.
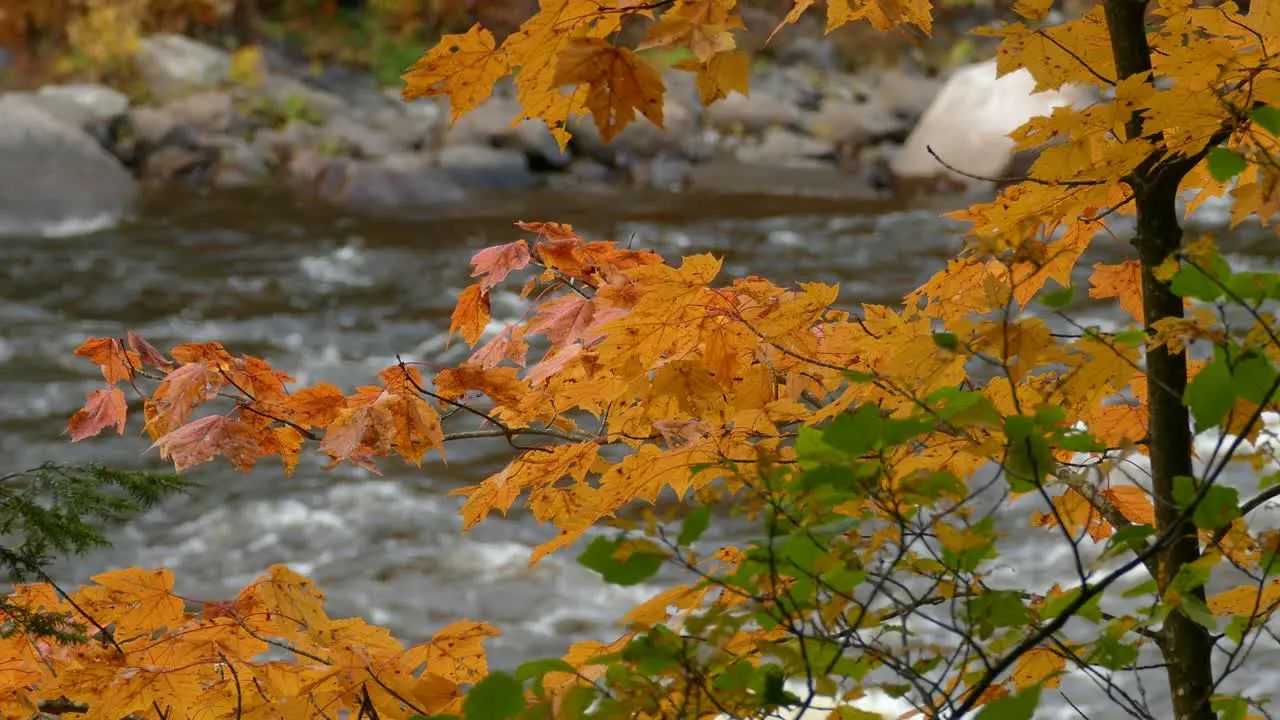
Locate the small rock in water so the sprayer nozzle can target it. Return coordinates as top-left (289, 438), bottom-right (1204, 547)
top-left (439, 144), bottom-right (536, 190)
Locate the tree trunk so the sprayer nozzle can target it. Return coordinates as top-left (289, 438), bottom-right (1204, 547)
top-left (1101, 1), bottom-right (1217, 719)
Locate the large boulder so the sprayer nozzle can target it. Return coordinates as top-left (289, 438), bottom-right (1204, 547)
top-left (0, 95), bottom-right (137, 237)
top-left (890, 60), bottom-right (1089, 191)
top-left (135, 34), bottom-right (231, 102)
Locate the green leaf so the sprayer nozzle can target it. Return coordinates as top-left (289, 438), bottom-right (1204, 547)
top-left (932, 332), bottom-right (958, 351)
top-left (1192, 485), bottom-right (1240, 530)
top-left (1233, 355), bottom-right (1280, 406)
top-left (1170, 258), bottom-right (1230, 302)
top-left (464, 672), bottom-right (526, 720)
top-left (577, 536), bottom-right (663, 586)
top-left (1176, 595), bottom-right (1218, 631)
top-left (973, 685), bottom-right (1041, 720)
top-left (1112, 329), bottom-right (1147, 347)
top-left (1089, 635), bottom-right (1139, 670)
top-left (1184, 359), bottom-right (1235, 429)
top-left (1212, 696), bottom-right (1249, 720)
top-left (515, 658), bottom-right (574, 682)
top-left (1039, 285), bottom-right (1074, 309)
top-left (1250, 104), bottom-right (1280, 135)
top-left (824, 404), bottom-right (882, 457)
top-left (677, 505), bottom-right (712, 546)
top-left (1206, 147), bottom-right (1248, 182)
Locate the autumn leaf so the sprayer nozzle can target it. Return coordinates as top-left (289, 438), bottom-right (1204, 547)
top-left (638, 0), bottom-right (741, 64)
top-left (553, 38), bottom-right (665, 142)
top-left (78, 567), bottom-right (185, 636)
top-left (1010, 647), bottom-right (1066, 689)
top-left (402, 24), bottom-right (511, 123)
top-left (74, 337), bottom-right (139, 385)
top-left (152, 415), bottom-right (262, 472)
top-left (434, 365), bottom-right (534, 411)
top-left (143, 362), bottom-right (222, 440)
top-left (283, 382), bottom-right (348, 428)
top-left (320, 402), bottom-right (395, 466)
top-left (1088, 261), bottom-right (1144, 322)
top-left (127, 330), bottom-right (173, 372)
top-left (67, 388), bottom-right (127, 441)
top-left (451, 283), bottom-right (491, 346)
top-left (471, 240), bottom-right (532, 291)
top-left (454, 442), bottom-right (598, 529)
top-left (673, 51), bottom-right (751, 106)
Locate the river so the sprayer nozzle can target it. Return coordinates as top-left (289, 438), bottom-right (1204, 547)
top-left (2, 186), bottom-right (1275, 717)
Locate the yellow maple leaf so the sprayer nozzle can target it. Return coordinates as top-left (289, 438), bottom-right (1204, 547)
top-left (402, 24), bottom-right (511, 124)
top-left (1011, 647), bottom-right (1067, 689)
top-left (674, 50), bottom-right (751, 105)
top-left (826, 0), bottom-right (932, 33)
top-left (1088, 261), bottom-right (1144, 323)
top-left (553, 38), bottom-right (666, 142)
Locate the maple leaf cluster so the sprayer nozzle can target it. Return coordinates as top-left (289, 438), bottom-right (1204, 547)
top-left (1, 565), bottom-right (497, 719)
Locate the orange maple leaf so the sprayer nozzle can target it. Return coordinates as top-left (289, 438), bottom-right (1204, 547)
top-left (152, 415), bottom-right (262, 472)
top-left (1088, 261), bottom-right (1145, 322)
top-left (143, 362), bottom-right (222, 440)
top-left (471, 240), bottom-right (532, 291)
top-left (553, 38), bottom-right (665, 142)
top-left (450, 283), bottom-right (491, 346)
top-left (67, 388), bottom-right (128, 442)
top-left (74, 337), bottom-right (139, 385)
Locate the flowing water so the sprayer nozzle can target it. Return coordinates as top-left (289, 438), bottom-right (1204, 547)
top-left (1, 186), bottom-right (1276, 716)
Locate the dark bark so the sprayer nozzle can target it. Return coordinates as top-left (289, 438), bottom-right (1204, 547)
top-left (1101, 1), bottom-right (1217, 719)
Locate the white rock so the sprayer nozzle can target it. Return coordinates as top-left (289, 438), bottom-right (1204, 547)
top-left (891, 60), bottom-right (1091, 189)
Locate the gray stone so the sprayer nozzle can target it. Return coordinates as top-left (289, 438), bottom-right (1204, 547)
top-left (570, 98), bottom-right (696, 162)
top-left (253, 74), bottom-right (347, 123)
top-left (316, 115), bottom-right (402, 158)
top-left (808, 100), bottom-right (908, 146)
top-left (870, 68), bottom-right (943, 122)
top-left (444, 97), bottom-right (523, 146)
top-left (164, 90), bottom-right (237, 134)
top-left (141, 145), bottom-right (214, 182)
top-left (250, 121), bottom-right (319, 165)
top-left (510, 119), bottom-right (572, 169)
top-left (127, 106), bottom-right (179, 147)
top-left (37, 84), bottom-right (130, 124)
top-left (0, 96), bottom-right (137, 237)
top-left (703, 91), bottom-right (803, 136)
top-left (366, 107), bottom-right (435, 151)
top-left (289, 151), bottom-right (467, 211)
top-left (735, 127), bottom-right (834, 165)
top-left (135, 34), bottom-right (231, 102)
top-left (891, 60), bottom-right (1090, 190)
top-left (439, 144), bottom-right (535, 190)
top-left (631, 153), bottom-right (692, 191)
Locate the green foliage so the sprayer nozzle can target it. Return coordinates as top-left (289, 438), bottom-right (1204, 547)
top-left (0, 462), bottom-right (192, 640)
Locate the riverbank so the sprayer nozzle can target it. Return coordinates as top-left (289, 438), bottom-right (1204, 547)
top-left (0, 30), bottom-right (1084, 237)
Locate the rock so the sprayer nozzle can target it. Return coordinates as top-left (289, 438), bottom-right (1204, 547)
top-left (37, 84), bottom-right (130, 124)
top-left (870, 67), bottom-right (943, 123)
top-left (141, 145), bottom-right (215, 182)
top-left (630, 153), bottom-right (692, 191)
top-left (127, 106), bottom-right (180, 148)
top-left (164, 90), bottom-right (237, 134)
top-left (203, 136), bottom-right (271, 187)
top-left (288, 151), bottom-right (467, 212)
top-left (250, 121), bottom-right (319, 165)
top-left (439, 144), bottom-right (536, 190)
top-left (735, 127), bottom-right (834, 165)
top-left (510, 119), bottom-right (572, 170)
top-left (253, 74), bottom-right (347, 124)
top-left (808, 100), bottom-right (908, 146)
top-left (318, 115), bottom-right (403, 159)
top-left (0, 95), bottom-right (137, 237)
top-left (891, 60), bottom-right (1088, 191)
top-left (444, 97), bottom-right (523, 146)
top-left (135, 34), bottom-right (231, 102)
top-left (704, 91), bottom-right (803, 136)
top-left (570, 98), bottom-right (697, 163)
top-left (366, 107), bottom-right (435, 151)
